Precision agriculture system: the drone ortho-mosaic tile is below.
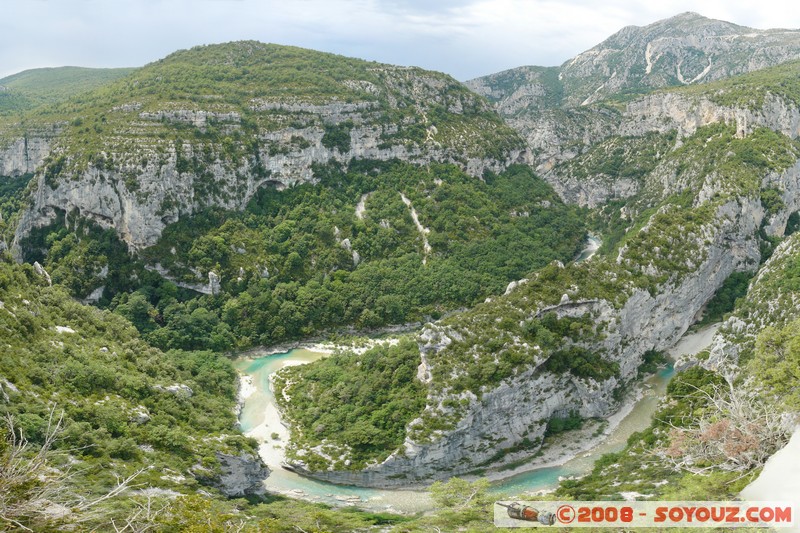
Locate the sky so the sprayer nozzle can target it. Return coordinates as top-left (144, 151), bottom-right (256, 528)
top-left (1, 0), bottom-right (798, 81)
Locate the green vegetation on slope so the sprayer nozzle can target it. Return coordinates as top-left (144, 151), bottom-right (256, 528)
top-left (275, 339), bottom-right (425, 469)
top-left (0, 253), bottom-right (256, 529)
top-left (557, 315), bottom-right (800, 504)
top-left (554, 229), bottom-right (800, 505)
top-left (278, 110), bottom-right (800, 465)
top-left (0, 252), bottom-right (499, 532)
top-left (558, 131), bottom-right (677, 184)
top-left (555, 366), bottom-right (755, 501)
top-left (675, 59), bottom-right (800, 109)
top-left (696, 271), bottom-right (753, 327)
top-left (23, 162), bottom-right (586, 351)
top-left (0, 173), bottom-right (33, 243)
top-left (2, 41), bottom-right (522, 163)
top-left (594, 123), bottom-right (800, 258)
top-left (0, 66), bottom-right (135, 115)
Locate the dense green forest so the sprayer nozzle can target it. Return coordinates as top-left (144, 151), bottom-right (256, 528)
top-left (4, 19), bottom-right (800, 533)
top-left (20, 162), bottom-right (587, 351)
top-left (275, 339), bottom-right (426, 469)
top-left (0, 250), bottom-right (502, 531)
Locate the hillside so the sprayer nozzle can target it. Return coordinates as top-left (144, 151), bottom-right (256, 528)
top-left (0, 66), bottom-right (135, 115)
top-left (554, 230), bottom-right (800, 503)
top-left (467, 13), bottom-right (800, 180)
top-left (0, 253), bottom-right (268, 529)
top-left (470, 12), bottom-right (800, 109)
top-left (2, 41), bottom-right (524, 251)
top-left (276, 50), bottom-right (800, 486)
top-left (0, 42), bottom-right (582, 352)
top-left (2, 13), bottom-right (800, 531)
top-left (0, 252), bottom-right (484, 531)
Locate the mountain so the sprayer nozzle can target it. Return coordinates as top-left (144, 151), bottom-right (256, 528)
top-left (0, 66), bottom-right (135, 115)
top-left (3, 14), bottom-right (800, 529)
top-left (0, 43), bottom-right (583, 354)
top-left (470, 12), bottom-right (800, 108)
top-left (272, 22), bottom-right (800, 487)
top-left (466, 12), bottom-right (800, 182)
top-left (562, 12), bottom-right (800, 105)
top-left (2, 41), bottom-right (524, 251)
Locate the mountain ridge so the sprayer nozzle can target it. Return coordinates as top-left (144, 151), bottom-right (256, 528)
top-left (2, 13), bottom-right (800, 528)
top-left (1, 41), bottom-right (524, 252)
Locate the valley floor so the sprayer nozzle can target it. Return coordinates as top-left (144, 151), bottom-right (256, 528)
top-left (232, 323), bottom-right (721, 511)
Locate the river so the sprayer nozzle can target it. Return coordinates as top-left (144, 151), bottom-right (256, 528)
top-left (575, 235), bottom-right (602, 262)
top-left (233, 235), bottom-right (718, 512)
top-left (232, 322), bottom-right (719, 513)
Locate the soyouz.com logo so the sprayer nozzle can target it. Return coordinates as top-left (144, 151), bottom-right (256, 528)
top-left (494, 501), bottom-right (796, 528)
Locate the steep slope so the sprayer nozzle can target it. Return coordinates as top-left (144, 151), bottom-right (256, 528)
top-left (470, 12), bottom-right (800, 108)
top-left (467, 13), bottom-right (800, 179)
top-left (553, 231), bottom-right (800, 503)
top-left (561, 12), bottom-right (800, 106)
top-left (0, 66), bottom-right (136, 115)
top-left (4, 41), bottom-right (524, 251)
top-left (276, 64), bottom-right (800, 486)
top-left (0, 253), bottom-right (268, 528)
top-left (0, 67), bottom-right (134, 177)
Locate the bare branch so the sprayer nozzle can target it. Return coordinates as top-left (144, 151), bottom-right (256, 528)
top-left (651, 382), bottom-right (796, 474)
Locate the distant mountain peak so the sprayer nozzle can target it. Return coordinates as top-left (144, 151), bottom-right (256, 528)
top-left (669, 11), bottom-right (707, 21)
top-left (552, 12), bottom-right (800, 106)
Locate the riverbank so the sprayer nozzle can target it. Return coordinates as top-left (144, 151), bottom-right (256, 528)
top-left (476, 364), bottom-right (667, 486)
top-left (465, 324), bottom-right (720, 490)
top-left (233, 344), bottom-right (434, 513)
top-left (232, 322), bottom-right (720, 510)
top-left (234, 324), bottom-right (420, 360)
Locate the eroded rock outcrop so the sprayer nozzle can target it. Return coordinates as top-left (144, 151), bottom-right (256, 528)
top-left (468, 14), bottom-right (800, 207)
top-left (12, 55), bottom-right (522, 253)
top-left (193, 451), bottom-right (270, 498)
top-left (284, 106), bottom-right (800, 486)
top-left (0, 134), bottom-right (56, 177)
top-left (287, 196), bottom-right (767, 486)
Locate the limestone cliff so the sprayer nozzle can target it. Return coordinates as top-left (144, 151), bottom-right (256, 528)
top-left (285, 193), bottom-right (771, 486)
top-left (468, 14), bottom-right (800, 204)
top-left (284, 70), bottom-right (800, 486)
top-left (701, 231), bottom-right (800, 372)
top-left (545, 87), bottom-right (800, 206)
top-left (0, 123), bottom-right (62, 178)
top-left (8, 42), bottom-right (523, 253)
top-left (559, 12), bottom-right (800, 107)
top-left (193, 451), bottom-right (270, 498)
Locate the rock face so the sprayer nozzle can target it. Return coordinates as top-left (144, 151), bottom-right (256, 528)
top-left (469, 13), bottom-right (800, 110)
top-left (286, 74), bottom-right (800, 487)
top-left (703, 232), bottom-right (800, 372)
top-left (194, 451), bottom-right (270, 498)
top-left (9, 42), bottom-right (523, 253)
top-left (287, 195), bottom-right (769, 487)
top-left (508, 88), bottom-right (800, 209)
top-left (32, 261), bottom-right (52, 286)
top-left (558, 12), bottom-right (800, 107)
top-left (467, 13), bottom-right (800, 203)
top-left (0, 134), bottom-right (56, 177)
top-left (13, 122), bottom-right (519, 252)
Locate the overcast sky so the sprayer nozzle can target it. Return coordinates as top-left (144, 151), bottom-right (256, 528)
top-left (1, 0), bottom-right (798, 81)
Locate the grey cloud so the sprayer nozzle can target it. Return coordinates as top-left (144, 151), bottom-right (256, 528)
top-left (1, 0), bottom-right (797, 81)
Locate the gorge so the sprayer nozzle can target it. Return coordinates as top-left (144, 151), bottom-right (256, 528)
top-left (1, 10), bottom-right (800, 532)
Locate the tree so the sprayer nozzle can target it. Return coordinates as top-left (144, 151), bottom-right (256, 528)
top-left (657, 379), bottom-right (794, 474)
top-left (0, 408), bottom-right (143, 531)
top-left (115, 292), bottom-right (158, 333)
top-left (427, 477), bottom-right (494, 530)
